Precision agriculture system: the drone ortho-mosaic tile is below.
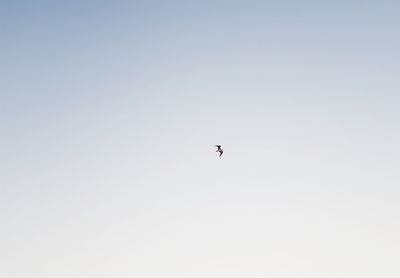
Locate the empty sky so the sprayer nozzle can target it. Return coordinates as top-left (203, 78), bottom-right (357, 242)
top-left (1, 1), bottom-right (400, 278)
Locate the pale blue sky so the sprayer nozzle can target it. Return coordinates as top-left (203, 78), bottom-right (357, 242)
top-left (1, 1), bottom-right (400, 278)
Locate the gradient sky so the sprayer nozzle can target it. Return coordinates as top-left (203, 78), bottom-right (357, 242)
top-left (1, 1), bottom-right (400, 278)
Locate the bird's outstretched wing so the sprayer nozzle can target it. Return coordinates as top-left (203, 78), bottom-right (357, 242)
top-left (214, 145), bottom-right (221, 148)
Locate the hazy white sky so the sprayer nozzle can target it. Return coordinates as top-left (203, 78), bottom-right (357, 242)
top-left (1, 1), bottom-right (400, 278)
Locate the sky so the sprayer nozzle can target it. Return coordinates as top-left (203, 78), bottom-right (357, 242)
top-left (1, 1), bottom-right (400, 277)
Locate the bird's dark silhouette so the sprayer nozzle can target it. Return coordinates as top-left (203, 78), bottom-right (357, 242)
top-left (214, 145), bottom-right (224, 157)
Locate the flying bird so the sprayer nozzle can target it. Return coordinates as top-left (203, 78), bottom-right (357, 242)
top-left (214, 145), bottom-right (224, 157)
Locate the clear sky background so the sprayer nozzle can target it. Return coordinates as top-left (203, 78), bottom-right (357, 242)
top-left (1, 1), bottom-right (400, 277)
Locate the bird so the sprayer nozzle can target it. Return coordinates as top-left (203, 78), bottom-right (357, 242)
top-left (214, 145), bottom-right (224, 157)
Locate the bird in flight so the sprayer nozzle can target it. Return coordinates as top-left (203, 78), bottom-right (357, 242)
top-left (214, 145), bottom-right (224, 157)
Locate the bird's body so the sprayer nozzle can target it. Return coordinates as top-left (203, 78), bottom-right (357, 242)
top-left (214, 145), bottom-right (224, 157)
